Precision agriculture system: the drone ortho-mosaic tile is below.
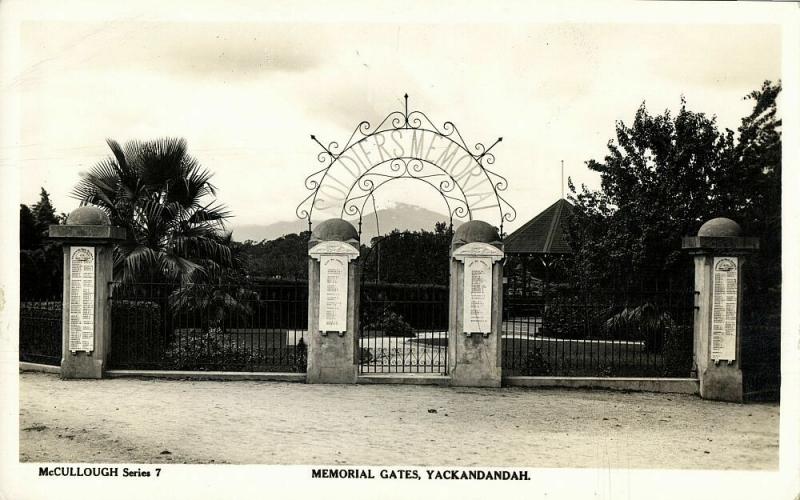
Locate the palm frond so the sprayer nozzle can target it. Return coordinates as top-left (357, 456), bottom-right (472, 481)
top-left (119, 245), bottom-right (161, 283)
top-left (188, 203), bottom-right (231, 225)
top-left (161, 253), bottom-right (205, 284)
top-left (78, 137), bottom-right (235, 284)
top-left (106, 139), bottom-right (128, 172)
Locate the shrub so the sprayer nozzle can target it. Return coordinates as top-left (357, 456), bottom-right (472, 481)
top-left (19, 301), bottom-right (62, 364)
top-left (359, 346), bottom-right (374, 365)
top-left (592, 363), bottom-right (615, 377)
top-left (165, 329), bottom-right (308, 372)
top-left (661, 325), bottom-right (693, 377)
top-left (361, 282), bottom-right (448, 330)
top-left (291, 338), bottom-right (308, 372)
top-left (165, 328), bottom-right (254, 371)
top-left (540, 295), bottom-right (606, 340)
top-left (363, 307), bottom-right (415, 338)
top-left (605, 303), bottom-right (673, 352)
top-left (109, 300), bottom-right (163, 366)
top-left (520, 348), bottom-right (551, 376)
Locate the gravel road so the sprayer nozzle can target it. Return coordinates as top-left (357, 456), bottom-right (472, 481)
top-left (18, 372), bottom-right (779, 469)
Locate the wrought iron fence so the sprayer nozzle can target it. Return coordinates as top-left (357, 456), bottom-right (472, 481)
top-left (502, 286), bottom-right (695, 377)
top-left (740, 289), bottom-right (781, 401)
top-left (359, 283), bottom-right (449, 374)
top-left (19, 297), bottom-right (62, 366)
top-left (108, 281), bottom-right (308, 372)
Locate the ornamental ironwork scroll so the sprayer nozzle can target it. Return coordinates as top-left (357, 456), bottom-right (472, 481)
top-left (297, 94), bottom-right (516, 236)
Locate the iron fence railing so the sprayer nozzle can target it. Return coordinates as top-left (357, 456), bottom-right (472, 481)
top-left (21, 274), bottom-right (779, 389)
top-left (740, 289), bottom-right (781, 401)
top-left (108, 281), bottom-right (308, 372)
top-left (359, 283), bottom-right (449, 374)
top-left (19, 298), bottom-right (62, 366)
top-left (502, 287), bottom-right (696, 377)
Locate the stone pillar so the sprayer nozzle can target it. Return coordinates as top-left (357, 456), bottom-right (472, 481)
top-left (682, 217), bottom-right (759, 402)
top-left (448, 220), bottom-right (505, 387)
top-left (306, 219), bottom-right (361, 384)
top-left (49, 207), bottom-right (126, 379)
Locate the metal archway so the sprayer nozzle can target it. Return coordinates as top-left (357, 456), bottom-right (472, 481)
top-left (296, 94), bottom-right (516, 237)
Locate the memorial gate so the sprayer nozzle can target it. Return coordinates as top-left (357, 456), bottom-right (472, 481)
top-left (296, 95), bottom-right (514, 385)
top-left (17, 96), bottom-right (776, 402)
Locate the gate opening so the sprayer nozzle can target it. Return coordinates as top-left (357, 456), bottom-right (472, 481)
top-left (359, 217), bottom-right (452, 374)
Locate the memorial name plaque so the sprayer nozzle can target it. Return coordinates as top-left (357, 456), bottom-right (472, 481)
top-left (68, 246), bottom-right (95, 352)
top-left (319, 255), bottom-right (348, 333)
top-left (463, 257), bottom-right (492, 335)
top-left (711, 256), bottom-right (738, 362)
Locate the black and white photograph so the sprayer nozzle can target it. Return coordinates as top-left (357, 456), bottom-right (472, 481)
top-left (1, 1), bottom-right (798, 499)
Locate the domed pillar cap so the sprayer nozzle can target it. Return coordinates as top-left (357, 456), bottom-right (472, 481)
top-left (451, 220), bottom-right (503, 253)
top-left (66, 206), bottom-right (111, 225)
top-left (309, 218), bottom-right (359, 250)
top-left (682, 217), bottom-right (758, 254)
top-left (49, 206), bottom-right (126, 242)
top-left (698, 217), bottom-right (742, 237)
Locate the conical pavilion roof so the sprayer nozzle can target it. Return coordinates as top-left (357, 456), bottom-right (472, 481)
top-left (504, 198), bottom-right (574, 254)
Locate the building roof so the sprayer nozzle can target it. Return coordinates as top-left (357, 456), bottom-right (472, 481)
top-left (504, 198), bottom-right (574, 254)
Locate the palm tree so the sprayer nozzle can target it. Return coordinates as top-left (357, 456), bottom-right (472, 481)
top-left (605, 302), bottom-right (674, 352)
top-left (73, 138), bottom-right (232, 284)
top-left (169, 284), bottom-right (256, 331)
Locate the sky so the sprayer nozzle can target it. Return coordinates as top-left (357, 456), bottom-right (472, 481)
top-left (8, 18), bottom-right (782, 232)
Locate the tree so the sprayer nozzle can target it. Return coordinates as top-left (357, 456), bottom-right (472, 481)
top-left (19, 204), bottom-right (40, 250)
top-left (73, 138), bottom-right (233, 284)
top-left (31, 188), bottom-right (59, 237)
top-left (20, 190), bottom-right (64, 299)
top-left (235, 232), bottom-right (311, 280)
top-left (567, 81), bottom-right (781, 293)
top-left (362, 222), bottom-right (451, 285)
top-left (716, 81), bottom-right (782, 295)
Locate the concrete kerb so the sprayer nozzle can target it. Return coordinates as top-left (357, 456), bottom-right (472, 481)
top-left (357, 374), bottom-right (451, 386)
top-left (504, 376), bottom-right (700, 395)
top-left (18, 362), bottom-right (700, 394)
top-left (358, 375), bottom-right (700, 395)
top-left (105, 370), bottom-right (306, 382)
top-left (19, 362), bottom-right (61, 375)
top-left (17, 366), bottom-right (306, 382)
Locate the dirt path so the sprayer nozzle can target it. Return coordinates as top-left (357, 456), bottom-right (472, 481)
top-left (18, 372), bottom-right (779, 468)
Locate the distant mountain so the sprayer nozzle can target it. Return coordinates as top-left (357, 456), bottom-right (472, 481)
top-left (355, 203), bottom-right (463, 243)
top-left (231, 220), bottom-right (309, 243)
top-left (230, 203), bottom-right (462, 243)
